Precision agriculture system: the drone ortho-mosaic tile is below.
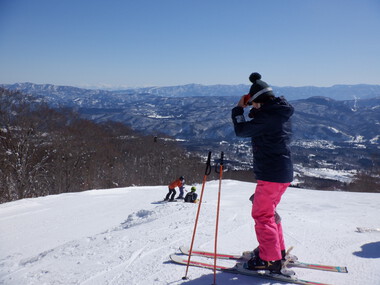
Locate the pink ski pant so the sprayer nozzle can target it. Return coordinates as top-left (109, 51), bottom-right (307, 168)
top-left (251, 180), bottom-right (290, 261)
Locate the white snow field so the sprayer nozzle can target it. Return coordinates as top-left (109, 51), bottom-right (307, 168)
top-left (0, 180), bottom-right (379, 285)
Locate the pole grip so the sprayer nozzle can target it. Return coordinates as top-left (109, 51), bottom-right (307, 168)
top-left (205, 151), bottom-right (212, 175)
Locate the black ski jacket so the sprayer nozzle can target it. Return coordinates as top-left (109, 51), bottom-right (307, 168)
top-left (231, 97), bottom-right (294, 183)
top-left (184, 192), bottom-right (198, 203)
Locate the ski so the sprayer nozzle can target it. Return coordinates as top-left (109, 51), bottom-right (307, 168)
top-left (179, 246), bottom-right (348, 273)
top-left (152, 199), bottom-right (179, 204)
top-left (170, 254), bottom-right (333, 285)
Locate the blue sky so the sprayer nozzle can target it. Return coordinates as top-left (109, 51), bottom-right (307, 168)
top-left (0, 0), bottom-right (379, 88)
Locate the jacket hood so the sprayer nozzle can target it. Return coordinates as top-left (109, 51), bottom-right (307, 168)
top-left (262, 96), bottom-right (294, 119)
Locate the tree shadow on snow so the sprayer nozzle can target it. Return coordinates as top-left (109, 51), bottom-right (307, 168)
top-left (353, 241), bottom-right (380, 258)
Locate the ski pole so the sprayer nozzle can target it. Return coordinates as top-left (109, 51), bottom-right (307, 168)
top-left (213, 152), bottom-right (224, 285)
top-left (182, 151), bottom-right (212, 280)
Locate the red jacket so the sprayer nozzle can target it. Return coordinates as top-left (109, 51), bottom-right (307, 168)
top-left (169, 179), bottom-right (183, 189)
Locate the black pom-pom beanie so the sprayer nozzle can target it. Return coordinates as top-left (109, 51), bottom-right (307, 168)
top-left (248, 72), bottom-right (274, 103)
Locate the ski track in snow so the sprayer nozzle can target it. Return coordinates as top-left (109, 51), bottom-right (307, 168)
top-left (0, 180), bottom-right (379, 285)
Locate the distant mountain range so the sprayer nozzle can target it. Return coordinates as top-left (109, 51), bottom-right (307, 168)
top-left (2, 82), bottom-right (380, 186)
top-left (3, 82), bottom-right (380, 101)
top-left (119, 83), bottom-right (380, 101)
top-left (2, 82), bottom-right (379, 145)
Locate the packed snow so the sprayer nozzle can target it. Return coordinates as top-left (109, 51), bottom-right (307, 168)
top-left (0, 180), bottom-right (379, 285)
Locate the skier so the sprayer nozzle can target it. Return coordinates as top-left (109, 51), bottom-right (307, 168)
top-left (176, 183), bottom-right (186, 200)
top-left (231, 72), bottom-right (294, 274)
top-left (164, 176), bottom-right (185, 201)
top-left (176, 185), bottom-right (186, 199)
top-left (184, 186), bottom-right (198, 203)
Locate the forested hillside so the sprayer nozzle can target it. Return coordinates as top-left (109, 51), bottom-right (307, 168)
top-left (0, 88), bottom-right (221, 203)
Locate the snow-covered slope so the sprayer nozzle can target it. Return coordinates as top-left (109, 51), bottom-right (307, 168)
top-left (0, 180), bottom-right (379, 285)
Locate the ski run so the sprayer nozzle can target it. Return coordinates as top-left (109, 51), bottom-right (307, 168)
top-left (0, 180), bottom-right (379, 284)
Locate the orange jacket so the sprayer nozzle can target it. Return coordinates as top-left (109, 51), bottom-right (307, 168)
top-left (169, 179), bottom-right (183, 189)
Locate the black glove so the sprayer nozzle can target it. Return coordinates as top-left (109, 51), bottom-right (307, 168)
top-left (231, 106), bottom-right (244, 118)
top-left (231, 106), bottom-right (245, 124)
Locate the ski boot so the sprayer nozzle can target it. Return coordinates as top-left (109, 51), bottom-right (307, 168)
top-left (246, 255), bottom-right (282, 274)
top-left (244, 247), bottom-right (296, 276)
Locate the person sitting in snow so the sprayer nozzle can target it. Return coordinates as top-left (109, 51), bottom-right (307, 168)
top-left (164, 176), bottom-right (185, 201)
top-left (184, 186), bottom-right (198, 203)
